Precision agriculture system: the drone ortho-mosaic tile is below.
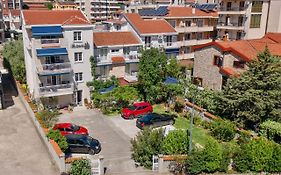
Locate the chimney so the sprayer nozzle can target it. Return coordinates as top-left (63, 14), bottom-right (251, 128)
top-left (192, 7), bottom-right (196, 14)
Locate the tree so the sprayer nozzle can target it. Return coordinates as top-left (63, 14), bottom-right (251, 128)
top-left (2, 37), bottom-right (26, 83)
top-left (138, 48), bottom-right (168, 102)
top-left (217, 48), bottom-right (281, 129)
top-left (162, 130), bottom-right (188, 155)
top-left (89, 56), bottom-right (96, 79)
top-left (70, 159), bottom-right (91, 175)
top-left (35, 109), bottom-right (59, 128)
top-left (44, 2), bottom-right (53, 9)
top-left (209, 120), bottom-right (236, 142)
top-left (166, 57), bottom-right (181, 78)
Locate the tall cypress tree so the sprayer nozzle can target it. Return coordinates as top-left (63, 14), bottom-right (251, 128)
top-left (217, 47), bottom-right (281, 129)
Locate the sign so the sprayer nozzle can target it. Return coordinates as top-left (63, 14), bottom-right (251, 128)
top-left (71, 42), bottom-right (90, 50)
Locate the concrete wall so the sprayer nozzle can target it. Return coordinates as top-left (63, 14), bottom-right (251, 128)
top-left (266, 0), bottom-right (281, 33)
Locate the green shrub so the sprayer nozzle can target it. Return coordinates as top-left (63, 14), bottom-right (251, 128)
top-left (70, 159), bottom-right (91, 175)
top-left (131, 128), bottom-right (164, 168)
top-left (36, 110), bottom-right (59, 128)
top-left (209, 120), bottom-right (236, 142)
top-left (234, 138), bottom-right (274, 173)
top-left (259, 120), bottom-right (281, 143)
top-left (268, 143), bottom-right (281, 172)
top-left (162, 130), bottom-right (188, 155)
top-left (219, 141), bottom-right (239, 172)
top-left (47, 129), bottom-right (68, 153)
top-left (186, 138), bottom-right (223, 174)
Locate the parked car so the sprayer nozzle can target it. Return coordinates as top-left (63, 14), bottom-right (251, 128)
top-left (136, 113), bottom-right (175, 129)
top-left (53, 123), bottom-right (89, 136)
top-left (65, 134), bottom-right (101, 155)
top-left (121, 102), bottom-right (153, 119)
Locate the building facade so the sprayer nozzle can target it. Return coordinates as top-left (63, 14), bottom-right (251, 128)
top-left (217, 0), bottom-right (270, 40)
top-left (53, 1), bottom-right (78, 10)
top-left (266, 0), bottom-right (281, 33)
top-left (22, 10), bottom-right (93, 107)
top-left (193, 33), bottom-right (281, 90)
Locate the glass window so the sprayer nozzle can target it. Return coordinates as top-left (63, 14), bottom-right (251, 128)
top-left (197, 33), bottom-right (203, 40)
top-left (75, 72), bottom-right (83, 82)
top-left (145, 36), bottom-right (151, 47)
top-left (123, 47), bottom-right (130, 55)
top-left (73, 31), bottom-right (82, 41)
top-left (233, 61), bottom-right (246, 68)
top-left (166, 36), bottom-right (172, 46)
top-left (250, 14), bottom-right (261, 28)
top-left (185, 33), bottom-right (191, 40)
top-left (111, 49), bottom-right (119, 53)
top-left (252, 1), bottom-right (263, 12)
top-left (213, 55), bottom-right (223, 67)
top-left (74, 52), bottom-right (83, 62)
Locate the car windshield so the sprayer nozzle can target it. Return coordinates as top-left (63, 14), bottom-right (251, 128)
top-left (140, 114), bottom-right (154, 122)
top-left (128, 105), bottom-right (137, 110)
top-left (71, 124), bottom-right (80, 131)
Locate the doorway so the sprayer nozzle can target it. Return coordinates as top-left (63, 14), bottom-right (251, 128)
top-left (76, 90), bottom-right (82, 105)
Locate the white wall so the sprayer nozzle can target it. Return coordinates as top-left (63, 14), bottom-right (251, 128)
top-left (266, 0), bottom-right (281, 33)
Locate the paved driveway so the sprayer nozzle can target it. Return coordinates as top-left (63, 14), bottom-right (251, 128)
top-left (0, 74), bottom-right (58, 175)
top-left (59, 108), bottom-right (157, 175)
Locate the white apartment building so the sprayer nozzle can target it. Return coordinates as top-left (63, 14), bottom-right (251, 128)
top-left (75, 0), bottom-right (121, 23)
top-left (93, 31), bottom-right (142, 83)
top-left (266, 0), bottom-right (281, 33)
top-left (22, 10), bottom-right (93, 107)
top-left (217, 0), bottom-right (269, 40)
top-left (0, 3), bottom-right (4, 43)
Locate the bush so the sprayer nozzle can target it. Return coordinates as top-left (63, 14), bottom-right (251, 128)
top-left (234, 138), bottom-right (274, 173)
top-left (131, 128), bottom-right (165, 168)
top-left (36, 110), bottom-right (59, 128)
top-left (219, 141), bottom-right (239, 172)
top-left (209, 120), bottom-right (236, 142)
top-left (186, 138), bottom-right (223, 174)
top-left (162, 130), bottom-right (188, 155)
top-left (47, 129), bottom-right (68, 153)
top-left (268, 143), bottom-right (281, 172)
top-left (259, 120), bottom-right (281, 143)
top-left (70, 159), bottom-right (91, 175)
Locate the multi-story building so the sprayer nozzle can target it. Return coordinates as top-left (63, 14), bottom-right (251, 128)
top-left (1, 0), bottom-right (22, 9)
top-left (193, 33), bottom-right (281, 90)
top-left (266, 0), bottom-right (281, 33)
top-left (75, 0), bottom-right (121, 23)
top-left (139, 6), bottom-right (218, 60)
top-left (93, 31), bottom-right (142, 83)
top-left (122, 13), bottom-right (179, 58)
top-left (217, 0), bottom-right (270, 40)
top-left (0, 4), bottom-right (4, 43)
top-left (22, 10), bottom-right (94, 107)
top-left (53, 1), bottom-right (78, 10)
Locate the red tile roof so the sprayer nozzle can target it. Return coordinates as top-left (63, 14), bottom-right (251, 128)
top-left (118, 77), bottom-right (130, 86)
top-left (263, 33), bottom-right (281, 43)
top-left (112, 56), bottom-right (125, 63)
top-left (166, 7), bottom-right (218, 18)
top-left (124, 13), bottom-right (176, 35)
top-left (219, 67), bottom-right (239, 76)
top-left (2, 9), bottom-right (9, 16)
top-left (10, 9), bottom-right (20, 16)
top-left (194, 34), bottom-right (281, 62)
top-left (93, 31), bottom-right (141, 46)
top-left (22, 10), bottom-right (91, 25)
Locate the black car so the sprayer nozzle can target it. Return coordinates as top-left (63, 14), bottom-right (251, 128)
top-left (136, 113), bottom-right (175, 129)
top-left (65, 134), bottom-right (101, 155)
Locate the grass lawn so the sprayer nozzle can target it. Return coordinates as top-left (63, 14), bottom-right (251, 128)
top-left (174, 117), bottom-right (213, 147)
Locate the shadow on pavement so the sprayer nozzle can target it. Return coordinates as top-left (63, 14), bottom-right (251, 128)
top-left (2, 73), bottom-right (18, 108)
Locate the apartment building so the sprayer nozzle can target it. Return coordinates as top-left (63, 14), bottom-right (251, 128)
top-left (217, 0), bottom-right (269, 40)
top-left (93, 31), bottom-right (142, 83)
top-left (193, 33), bottom-right (281, 90)
top-left (122, 13), bottom-right (179, 58)
top-left (139, 6), bottom-right (218, 60)
top-left (1, 0), bottom-right (22, 9)
top-left (75, 0), bottom-right (121, 23)
top-left (22, 10), bottom-right (93, 107)
top-left (53, 1), bottom-right (78, 10)
top-left (0, 4), bottom-right (4, 43)
top-left (266, 0), bottom-right (281, 33)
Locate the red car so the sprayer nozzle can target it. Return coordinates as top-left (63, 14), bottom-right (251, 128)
top-left (53, 123), bottom-right (89, 136)
top-left (121, 102), bottom-right (153, 119)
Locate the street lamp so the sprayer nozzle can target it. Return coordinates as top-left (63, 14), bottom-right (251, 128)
top-left (188, 86), bottom-right (204, 155)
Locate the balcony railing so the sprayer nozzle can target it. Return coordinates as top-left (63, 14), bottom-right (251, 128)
top-left (41, 38), bottom-right (60, 45)
top-left (38, 62), bottom-right (72, 75)
top-left (220, 6), bottom-right (246, 11)
top-left (39, 83), bottom-right (73, 97)
top-left (218, 22), bottom-right (244, 27)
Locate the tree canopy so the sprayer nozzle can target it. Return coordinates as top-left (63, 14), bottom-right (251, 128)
top-left (217, 48), bottom-right (281, 129)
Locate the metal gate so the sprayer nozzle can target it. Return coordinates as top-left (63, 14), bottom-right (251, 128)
top-left (152, 155), bottom-right (159, 172)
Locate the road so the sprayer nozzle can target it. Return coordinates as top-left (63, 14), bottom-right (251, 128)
top-left (0, 74), bottom-right (58, 175)
top-left (59, 108), bottom-right (158, 175)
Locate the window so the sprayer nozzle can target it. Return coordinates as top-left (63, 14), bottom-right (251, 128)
top-left (73, 31), bottom-right (82, 41)
top-left (185, 20), bottom-right (191, 27)
top-left (185, 33), bottom-right (191, 40)
top-left (183, 46), bottom-right (191, 54)
top-left (252, 1), bottom-right (263, 12)
top-left (250, 14), bottom-right (261, 28)
top-left (74, 52), bottom-right (83, 62)
top-left (75, 72), bottom-right (83, 82)
top-left (168, 20), bottom-right (176, 28)
top-left (213, 55), bottom-right (223, 67)
top-left (233, 61), bottom-right (246, 68)
top-left (166, 36), bottom-right (172, 46)
top-left (197, 33), bottom-right (203, 40)
top-left (197, 20), bottom-right (203, 27)
top-left (239, 1), bottom-right (245, 10)
top-left (111, 49), bottom-right (119, 53)
top-left (145, 36), bottom-right (151, 47)
top-left (123, 47), bottom-right (130, 55)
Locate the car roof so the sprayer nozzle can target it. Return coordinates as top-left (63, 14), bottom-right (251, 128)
top-left (134, 102), bottom-right (150, 107)
top-left (65, 134), bottom-right (88, 140)
top-left (54, 123), bottom-right (73, 127)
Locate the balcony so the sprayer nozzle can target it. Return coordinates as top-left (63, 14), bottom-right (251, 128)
top-left (41, 38), bottom-right (60, 48)
top-left (39, 83), bottom-right (74, 97)
top-left (37, 62), bottom-right (72, 76)
top-left (125, 54), bottom-right (139, 63)
top-left (217, 22), bottom-right (245, 30)
top-left (219, 6), bottom-right (247, 15)
top-left (175, 26), bottom-right (214, 33)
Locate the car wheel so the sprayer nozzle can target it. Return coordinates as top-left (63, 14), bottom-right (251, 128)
top-left (89, 149), bottom-right (95, 155)
top-left (129, 115), bottom-right (135, 119)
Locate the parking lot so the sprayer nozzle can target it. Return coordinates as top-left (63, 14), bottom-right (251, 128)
top-left (59, 107), bottom-right (154, 175)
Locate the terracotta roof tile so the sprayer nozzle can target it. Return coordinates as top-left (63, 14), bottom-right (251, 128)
top-left (112, 56), bottom-right (125, 63)
top-left (263, 33), bottom-right (281, 43)
top-left (57, 1), bottom-right (76, 5)
top-left (118, 77), bottom-right (130, 86)
top-left (22, 10), bottom-right (91, 25)
top-left (124, 13), bottom-right (176, 34)
top-left (166, 7), bottom-right (218, 18)
top-left (219, 67), bottom-right (238, 76)
top-left (93, 31), bottom-right (141, 46)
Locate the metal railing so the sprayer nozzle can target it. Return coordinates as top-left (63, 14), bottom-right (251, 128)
top-left (41, 38), bottom-right (60, 45)
top-left (220, 6), bottom-right (246, 11)
top-left (39, 83), bottom-right (73, 94)
top-left (41, 62), bottom-right (71, 71)
top-left (218, 22), bottom-right (244, 27)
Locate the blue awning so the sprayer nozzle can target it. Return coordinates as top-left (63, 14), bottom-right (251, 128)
top-left (165, 48), bottom-right (180, 54)
top-left (164, 76), bottom-right (179, 85)
top-left (36, 48), bottom-right (68, 57)
top-left (32, 26), bottom-right (62, 37)
top-left (99, 85), bottom-right (116, 94)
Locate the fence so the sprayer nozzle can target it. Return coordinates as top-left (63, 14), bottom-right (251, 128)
top-left (17, 82), bottom-right (66, 172)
